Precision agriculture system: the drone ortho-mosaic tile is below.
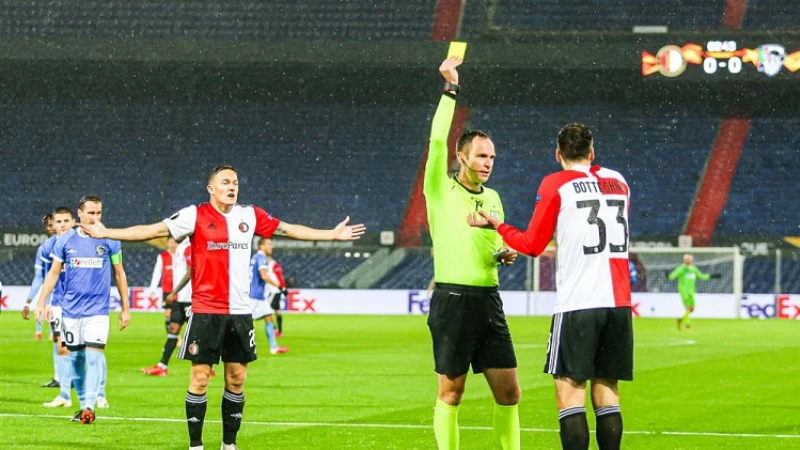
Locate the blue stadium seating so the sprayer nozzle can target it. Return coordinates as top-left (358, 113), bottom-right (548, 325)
top-left (468, 106), bottom-right (718, 237)
top-left (460, 0), bottom-right (726, 35)
top-left (717, 118), bottom-right (800, 237)
top-left (0, 1), bottom-right (435, 40)
top-left (1, 101), bottom-right (429, 233)
top-left (743, 0), bottom-right (800, 29)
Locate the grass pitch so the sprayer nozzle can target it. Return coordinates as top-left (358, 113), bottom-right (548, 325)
top-left (0, 312), bottom-right (798, 449)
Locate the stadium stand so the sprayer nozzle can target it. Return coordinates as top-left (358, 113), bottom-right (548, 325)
top-left (717, 118), bottom-right (800, 237)
top-left (743, 0), bottom-right (800, 30)
top-left (1, 101), bottom-right (429, 232)
top-left (469, 105), bottom-right (718, 237)
top-left (0, 1), bottom-right (436, 40)
top-left (460, 0), bottom-right (726, 35)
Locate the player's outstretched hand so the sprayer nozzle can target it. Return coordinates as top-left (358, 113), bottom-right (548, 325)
top-left (332, 216), bottom-right (366, 241)
top-left (467, 210), bottom-right (502, 230)
top-left (439, 56), bottom-right (463, 85)
top-left (80, 220), bottom-right (108, 239)
top-left (119, 310), bottom-right (130, 330)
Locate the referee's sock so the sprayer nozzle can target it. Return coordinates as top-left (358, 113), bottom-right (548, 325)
top-left (492, 403), bottom-right (520, 450)
top-left (222, 389), bottom-right (246, 445)
top-left (433, 398), bottom-right (459, 450)
top-left (559, 406), bottom-right (589, 450)
top-left (595, 405), bottom-right (623, 450)
top-left (160, 334), bottom-right (179, 366)
top-left (185, 391), bottom-right (207, 447)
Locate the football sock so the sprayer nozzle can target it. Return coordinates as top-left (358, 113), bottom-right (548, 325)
top-left (52, 343), bottom-right (59, 382)
top-left (160, 334), bottom-right (179, 366)
top-left (98, 352), bottom-right (107, 398)
top-left (682, 310), bottom-right (691, 328)
top-left (84, 350), bottom-right (106, 409)
top-left (36, 320), bottom-right (43, 334)
top-left (492, 403), bottom-right (520, 450)
top-left (222, 389), bottom-right (245, 445)
top-left (276, 313), bottom-right (283, 333)
top-left (595, 405), bottom-right (623, 450)
top-left (433, 398), bottom-right (459, 450)
top-left (266, 321), bottom-right (277, 350)
top-left (56, 354), bottom-right (73, 401)
top-left (186, 391), bottom-right (207, 447)
top-left (559, 406), bottom-right (589, 450)
top-left (70, 350), bottom-right (86, 407)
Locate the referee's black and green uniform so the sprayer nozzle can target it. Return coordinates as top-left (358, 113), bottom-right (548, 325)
top-left (424, 94), bottom-right (517, 378)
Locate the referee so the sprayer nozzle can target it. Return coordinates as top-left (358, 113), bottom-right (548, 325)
top-left (424, 56), bottom-right (521, 450)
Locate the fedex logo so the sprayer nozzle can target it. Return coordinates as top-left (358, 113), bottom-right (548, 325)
top-left (130, 287), bottom-right (162, 311)
top-left (776, 295), bottom-right (800, 320)
top-left (740, 295), bottom-right (800, 320)
top-left (284, 290), bottom-right (316, 313)
top-left (740, 295), bottom-right (776, 319)
top-left (408, 291), bottom-right (429, 314)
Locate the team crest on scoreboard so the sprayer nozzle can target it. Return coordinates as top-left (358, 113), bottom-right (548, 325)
top-left (757, 44), bottom-right (785, 77)
top-left (188, 342), bottom-right (199, 355)
top-left (238, 222), bottom-right (249, 233)
top-left (95, 245), bottom-right (106, 256)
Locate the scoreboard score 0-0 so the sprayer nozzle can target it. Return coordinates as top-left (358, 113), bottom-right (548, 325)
top-left (642, 40), bottom-right (800, 78)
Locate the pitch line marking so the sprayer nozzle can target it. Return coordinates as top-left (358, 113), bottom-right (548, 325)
top-left (0, 413), bottom-right (797, 439)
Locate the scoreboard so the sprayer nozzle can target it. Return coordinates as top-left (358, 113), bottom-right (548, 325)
top-left (642, 40), bottom-right (800, 79)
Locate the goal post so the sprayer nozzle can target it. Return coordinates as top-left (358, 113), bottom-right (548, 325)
top-left (529, 246), bottom-right (745, 317)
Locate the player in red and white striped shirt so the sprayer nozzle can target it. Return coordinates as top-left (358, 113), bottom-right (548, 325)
top-left (82, 165), bottom-right (366, 450)
top-left (147, 236), bottom-right (178, 332)
top-left (469, 124), bottom-right (632, 450)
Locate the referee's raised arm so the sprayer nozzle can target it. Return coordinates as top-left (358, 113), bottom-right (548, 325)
top-left (424, 56), bottom-right (462, 197)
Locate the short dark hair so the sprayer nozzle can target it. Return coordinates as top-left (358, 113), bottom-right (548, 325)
top-left (78, 195), bottom-right (102, 211)
top-left (258, 237), bottom-right (271, 247)
top-left (557, 123), bottom-right (593, 161)
top-left (456, 130), bottom-right (491, 158)
top-left (53, 206), bottom-right (74, 217)
top-left (42, 214), bottom-right (53, 227)
top-left (208, 165), bottom-right (237, 183)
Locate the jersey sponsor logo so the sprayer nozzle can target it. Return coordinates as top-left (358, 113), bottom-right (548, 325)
top-left (69, 257), bottom-right (103, 269)
top-left (238, 222), bottom-right (249, 233)
top-left (95, 245), bottom-right (106, 256)
top-left (207, 241), bottom-right (249, 251)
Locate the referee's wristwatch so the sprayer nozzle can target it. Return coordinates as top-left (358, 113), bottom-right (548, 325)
top-left (444, 82), bottom-right (460, 94)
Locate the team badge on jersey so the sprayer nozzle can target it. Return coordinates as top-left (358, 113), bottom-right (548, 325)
top-left (188, 342), bottom-right (199, 355)
top-left (95, 245), bottom-right (106, 256)
top-left (239, 222), bottom-right (249, 233)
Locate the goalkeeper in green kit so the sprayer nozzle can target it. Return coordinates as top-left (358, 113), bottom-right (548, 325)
top-left (668, 253), bottom-right (720, 330)
top-left (425, 56), bottom-right (521, 450)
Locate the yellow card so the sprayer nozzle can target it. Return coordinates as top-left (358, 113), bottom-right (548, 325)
top-left (447, 41), bottom-right (467, 60)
